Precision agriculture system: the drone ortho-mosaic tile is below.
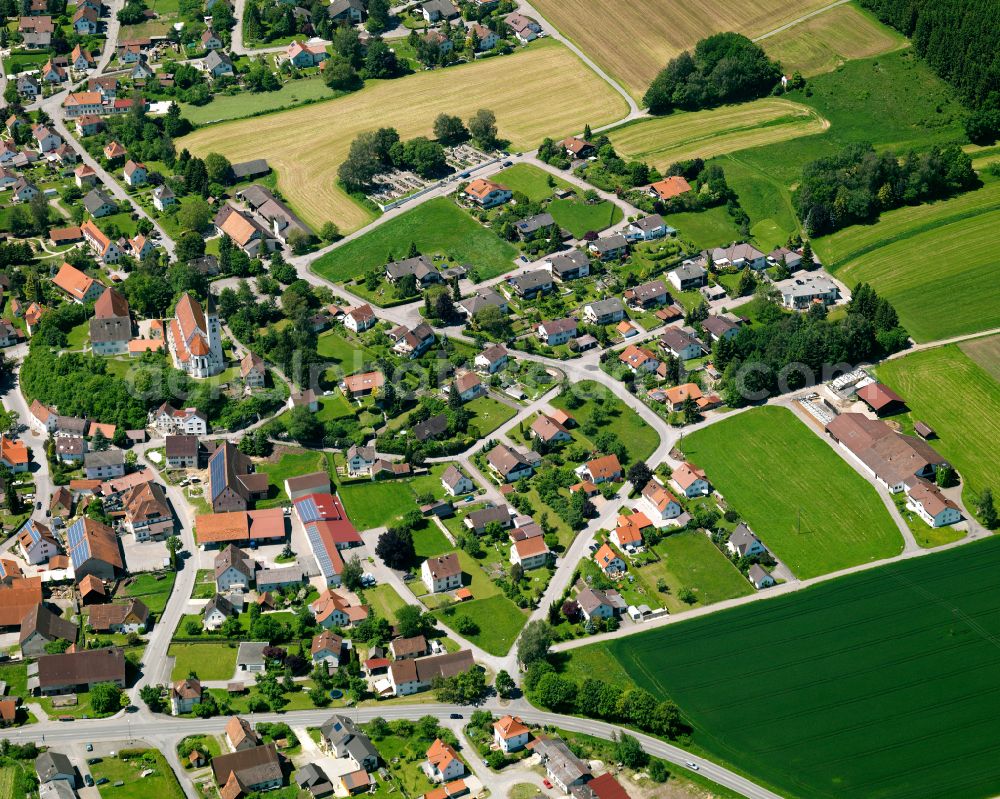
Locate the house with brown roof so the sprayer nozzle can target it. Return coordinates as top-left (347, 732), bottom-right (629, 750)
top-left (486, 443), bottom-right (536, 482)
top-left (121, 481), bottom-right (173, 541)
top-left (19, 605), bottom-right (78, 657)
top-left (531, 414), bottom-right (571, 445)
top-left (208, 441), bottom-right (269, 512)
top-left (390, 635), bottom-right (428, 661)
top-left (342, 371), bottom-right (384, 399)
top-left (421, 553), bottom-right (462, 593)
top-left (641, 481), bottom-right (682, 523)
top-left (343, 303), bottom-right (376, 333)
top-left (311, 630), bottom-right (343, 666)
top-left (0, 577), bottom-right (43, 629)
top-left (87, 598), bottom-right (150, 633)
top-left (81, 220), bottom-right (123, 265)
top-left (171, 677), bottom-right (202, 715)
top-left (65, 516), bottom-right (123, 582)
top-left (905, 477), bottom-right (962, 527)
top-left (386, 649), bottom-right (474, 696)
top-left (167, 293), bottom-right (224, 378)
top-left (227, 715), bottom-right (262, 751)
top-left (671, 462), bottom-right (710, 498)
top-left (213, 743), bottom-right (284, 796)
top-left (78, 574), bottom-right (106, 604)
top-left (561, 136), bottom-right (596, 159)
top-left (241, 352), bottom-right (266, 389)
top-left (825, 413), bottom-right (948, 493)
top-left (647, 176), bottom-right (691, 201)
top-left (511, 536), bottom-right (550, 569)
top-left (424, 739), bottom-right (464, 783)
top-left (856, 382), bottom-right (907, 416)
top-left (29, 646), bottom-right (126, 695)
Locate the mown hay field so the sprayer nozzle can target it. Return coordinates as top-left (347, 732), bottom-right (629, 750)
top-left (182, 40), bottom-right (627, 232)
top-left (608, 98), bottom-right (828, 171)
top-left (761, 2), bottom-right (907, 76)
top-left (876, 345), bottom-right (1000, 501)
top-left (564, 538), bottom-right (1000, 799)
top-left (825, 178), bottom-right (1000, 342)
top-left (679, 406), bottom-right (902, 579)
top-left (529, 0), bottom-right (832, 98)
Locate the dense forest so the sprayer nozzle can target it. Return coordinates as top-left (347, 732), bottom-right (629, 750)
top-left (642, 33), bottom-right (782, 115)
top-left (795, 142), bottom-right (977, 235)
top-left (859, 0), bottom-right (1000, 142)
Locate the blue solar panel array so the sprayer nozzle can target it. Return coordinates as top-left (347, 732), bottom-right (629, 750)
top-left (210, 448), bottom-right (227, 501)
top-left (304, 522), bottom-right (336, 583)
top-left (296, 497), bottom-right (321, 524)
top-left (66, 518), bottom-right (91, 569)
top-left (23, 520), bottom-right (41, 544)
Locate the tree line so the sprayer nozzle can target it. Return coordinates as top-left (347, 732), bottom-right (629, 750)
top-left (858, 0), bottom-right (1000, 143)
top-left (795, 141), bottom-right (977, 235)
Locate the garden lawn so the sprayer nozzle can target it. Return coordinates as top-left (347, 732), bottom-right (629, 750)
top-left (66, 321), bottom-right (89, 350)
top-left (362, 584), bottom-right (409, 623)
top-left (316, 332), bottom-right (379, 370)
top-left (876, 344), bottom-right (1000, 506)
top-left (493, 163), bottom-right (572, 201)
top-left (548, 198), bottom-right (622, 237)
top-left (179, 75), bottom-right (333, 125)
top-left (313, 197), bottom-right (517, 286)
top-left (550, 381), bottom-right (656, 461)
top-left (412, 520), bottom-right (452, 558)
top-left (665, 205), bottom-right (744, 252)
top-left (91, 751), bottom-right (185, 799)
top-left (338, 479), bottom-right (419, 530)
top-left (562, 537), bottom-right (1000, 799)
top-left (168, 642), bottom-right (239, 681)
top-left (680, 406), bottom-right (902, 578)
top-left (433, 594), bottom-right (526, 656)
top-left (254, 449), bottom-right (332, 508)
top-left (468, 395), bottom-right (517, 436)
top-left (643, 531), bottom-right (754, 612)
top-left (119, 571), bottom-right (175, 615)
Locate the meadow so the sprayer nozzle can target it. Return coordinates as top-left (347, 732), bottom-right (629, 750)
top-left (961, 335), bottom-right (1000, 382)
top-left (562, 538), bottom-right (1000, 799)
top-left (527, 0), bottom-right (832, 98)
top-left (312, 198), bottom-right (518, 286)
top-left (876, 344), bottom-right (1000, 504)
top-left (830, 191), bottom-right (1000, 342)
top-left (608, 99), bottom-right (828, 171)
top-left (761, 1), bottom-right (907, 76)
top-left (182, 40), bottom-right (628, 232)
top-left (494, 163), bottom-right (572, 201)
top-left (642, 531), bottom-right (754, 612)
top-left (680, 407), bottom-right (902, 578)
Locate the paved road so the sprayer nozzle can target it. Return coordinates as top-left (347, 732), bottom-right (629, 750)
top-left (96, 0), bottom-right (126, 73)
top-left (5, 700), bottom-right (782, 799)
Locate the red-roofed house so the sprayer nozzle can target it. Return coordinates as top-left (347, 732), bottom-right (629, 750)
top-left (52, 262), bottom-right (104, 303)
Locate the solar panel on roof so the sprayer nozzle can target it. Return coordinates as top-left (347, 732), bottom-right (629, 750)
top-left (297, 497), bottom-right (321, 523)
top-left (70, 537), bottom-right (90, 568)
top-left (305, 522), bottom-right (335, 581)
top-left (67, 519), bottom-right (85, 547)
top-left (210, 450), bottom-right (227, 501)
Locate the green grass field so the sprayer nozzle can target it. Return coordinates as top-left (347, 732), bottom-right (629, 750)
top-left (551, 380), bottom-right (657, 461)
top-left (467, 395), bottom-right (517, 436)
top-left (412, 521), bottom-right (453, 558)
top-left (494, 163), bottom-right (571, 201)
top-left (119, 571), bottom-right (175, 615)
top-left (338, 470), bottom-right (454, 530)
top-left (715, 154), bottom-right (801, 249)
top-left (548, 198), bottom-right (622, 238)
top-left (316, 331), bottom-right (379, 370)
top-left (644, 531), bottom-right (754, 612)
top-left (876, 344), bottom-right (1000, 505)
top-left (680, 407), bottom-right (902, 578)
top-left (562, 537), bottom-right (1000, 799)
top-left (961, 334), bottom-right (1000, 382)
top-left (254, 449), bottom-right (332, 508)
top-left (168, 642), bottom-right (238, 681)
top-left (811, 177), bottom-right (1000, 342)
top-left (311, 197), bottom-right (518, 287)
top-left (92, 751), bottom-right (185, 799)
top-left (434, 594), bottom-right (527, 656)
top-left (180, 76), bottom-right (332, 125)
top-left (362, 584), bottom-right (409, 623)
top-left (665, 205), bottom-right (744, 251)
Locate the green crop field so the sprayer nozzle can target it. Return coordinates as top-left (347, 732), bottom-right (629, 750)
top-left (876, 344), bottom-right (1000, 504)
top-left (562, 538), bottom-right (1000, 799)
top-left (680, 407), bottom-right (902, 578)
top-left (832, 203), bottom-right (1000, 342)
top-left (312, 198), bottom-right (518, 288)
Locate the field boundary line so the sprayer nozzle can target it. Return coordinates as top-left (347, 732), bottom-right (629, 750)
top-left (826, 199), bottom-right (1000, 271)
top-left (752, 0), bottom-right (852, 41)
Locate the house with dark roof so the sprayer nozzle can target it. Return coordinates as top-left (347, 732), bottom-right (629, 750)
top-left (545, 249), bottom-right (590, 281)
top-left (514, 213), bottom-right (555, 241)
top-left (583, 297), bottom-right (625, 325)
top-left (65, 517), bottom-right (122, 581)
top-left (86, 599), bottom-right (150, 633)
top-left (208, 441), bottom-right (269, 513)
top-left (412, 413), bottom-right (449, 442)
top-left (856, 382), bottom-right (907, 416)
top-left (29, 647), bottom-right (126, 695)
top-left (20, 605), bottom-right (78, 657)
top-left (385, 255), bottom-right (441, 289)
top-left (486, 443), bottom-right (536, 482)
top-left (212, 743), bottom-right (284, 795)
top-left (319, 714), bottom-right (379, 770)
top-left (509, 270), bottom-right (553, 299)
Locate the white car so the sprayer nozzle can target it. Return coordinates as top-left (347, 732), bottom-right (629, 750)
top-left (684, 761), bottom-right (699, 771)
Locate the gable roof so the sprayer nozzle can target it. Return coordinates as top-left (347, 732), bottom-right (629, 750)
top-left (53, 262), bottom-right (100, 301)
top-left (20, 604), bottom-right (77, 646)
